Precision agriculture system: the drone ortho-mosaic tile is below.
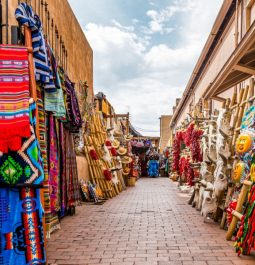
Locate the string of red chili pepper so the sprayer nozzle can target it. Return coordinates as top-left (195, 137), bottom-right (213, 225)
top-left (184, 123), bottom-right (194, 147)
top-left (172, 131), bottom-right (184, 173)
top-left (190, 129), bottom-right (203, 162)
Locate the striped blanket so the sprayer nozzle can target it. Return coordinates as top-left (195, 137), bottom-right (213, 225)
top-left (0, 45), bottom-right (31, 153)
top-left (15, 2), bottom-right (50, 84)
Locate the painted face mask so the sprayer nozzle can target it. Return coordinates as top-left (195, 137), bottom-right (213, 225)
top-left (235, 133), bottom-right (253, 154)
top-left (232, 161), bottom-right (245, 183)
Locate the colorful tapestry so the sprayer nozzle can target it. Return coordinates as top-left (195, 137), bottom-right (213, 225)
top-left (65, 76), bottom-right (82, 132)
top-left (48, 114), bottom-right (60, 214)
top-left (15, 3), bottom-right (50, 84)
top-left (37, 89), bottom-right (60, 237)
top-left (44, 46), bottom-right (66, 118)
top-left (0, 187), bottom-right (46, 265)
top-left (0, 45), bottom-right (31, 153)
top-left (0, 103), bottom-right (44, 186)
top-left (65, 129), bottom-right (81, 208)
top-left (241, 105), bottom-right (255, 130)
top-left (59, 122), bottom-right (67, 216)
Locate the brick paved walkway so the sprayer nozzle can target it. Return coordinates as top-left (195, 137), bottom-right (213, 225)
top-left (47, 178), bottom-right (255, 265)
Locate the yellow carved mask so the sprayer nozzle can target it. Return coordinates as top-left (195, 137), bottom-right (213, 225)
top-left (232, 162), bottom-right (245, 183)
top-left (235, 134), bottom-right (253, 154)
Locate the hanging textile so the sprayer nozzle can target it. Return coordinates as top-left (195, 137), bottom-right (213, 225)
top-left (15, 3), bottom-right (50, 84)
top-left (65, 76), bottom-right (82, 132)
top-left (0, 103), bottom-right (44, 186)
top-left (44, 45), bottom-right (66, 117)
top-left (59, 122), bottom-right (67, 216)
top-left (0, 45), bottom-right (31, 153)
top-left (65, 129), bottom-right (81, 209)
top-left (0, 187), bottom-right (46, 265)
top-left (48, 114), bottom-right (60, 214)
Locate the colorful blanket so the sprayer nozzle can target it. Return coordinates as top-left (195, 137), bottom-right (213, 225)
top-left (15, 3), bottom-right (50, 84)
top-left (0, 187), bottom-right (46, 265)
top-left (48, 114), bottom-right (60, 214)
top-left (44, 46), bottom-right (66, 117)
top-left (0, 45), bottom-right (31, 153)
top-left (65, 76), bottom-right (82, 132)
top-left (0, 103), bottom-right (44, 185)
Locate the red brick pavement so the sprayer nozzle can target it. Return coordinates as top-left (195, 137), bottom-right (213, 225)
top-left (47, 177), bottom-right (255, 265)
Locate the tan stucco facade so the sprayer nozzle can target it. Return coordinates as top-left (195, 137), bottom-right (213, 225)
top-left (171, 0), bottom-right (255, 128)
top-left (159, 115), bottom-right (172, 153)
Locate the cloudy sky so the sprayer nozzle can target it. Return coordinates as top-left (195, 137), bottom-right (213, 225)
top-left (68, 0), bottom-right (223, 136)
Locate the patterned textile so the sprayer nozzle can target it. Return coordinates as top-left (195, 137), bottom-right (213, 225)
top-left (15, 3), bottom-right (50, 84)
top-left (88, 182), bottom-right (98, 203)
top-left (0, 187), bottom-right (46, 265)
top-left (64, 129), bottom-right (81, 208)
top-left (44, 47), bottom-right (66, 117)
top-left (65, 76), bottom-right (82, 132)
top-left (148, 160), bottom-right (159, 177)
top-left (0, 103), bottom-right (44, 185)
top-left (37, 89), bottom-right (60, 238)
top-left (48, 114), bottom-right (60, 214)
top-left (0, 45), bottom-right (30, 153)
top-left (241, 105), bottom-right (255, 130)
top-left (59, 122), bottom-right (67, 216)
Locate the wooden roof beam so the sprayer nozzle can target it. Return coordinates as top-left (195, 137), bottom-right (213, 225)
top-left (233, 63), bottom-right (255, 75)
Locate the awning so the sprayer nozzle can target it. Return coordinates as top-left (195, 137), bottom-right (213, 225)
top-left (203, 20), bottom-right (255, 99)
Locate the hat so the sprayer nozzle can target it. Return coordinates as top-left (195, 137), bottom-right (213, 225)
top-left (112, 139), bottom-right (120, 149)
top-left (125, 134), bottom-right (133, 141)
top-left (122, 167), bottom-right (131, 176)
top-left (117, 146), bottom-right (127, 156)
top-left (114, 129), bottom-right (122, 137)
top-left (121, 156), bottom-right (132, 164)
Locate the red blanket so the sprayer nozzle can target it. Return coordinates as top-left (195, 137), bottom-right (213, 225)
top-left (0, 45), bottom-right (31, 153)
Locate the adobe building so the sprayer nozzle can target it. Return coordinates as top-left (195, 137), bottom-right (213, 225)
top-left (159, 115), bottom-right (172, 153)
top-left (170, 0), bottom-right (255, 129)
top-left (0, 0), bottom-right (93, 98)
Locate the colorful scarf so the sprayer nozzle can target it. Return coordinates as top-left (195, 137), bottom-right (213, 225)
top-left (0, 187), bottom-right (46, 265)
top-left (0, 103), bottom-right (44, 185)
top-left (0, 45), bottom-right (31, 153)
top-left (15, 3), bottom-right (50, 84)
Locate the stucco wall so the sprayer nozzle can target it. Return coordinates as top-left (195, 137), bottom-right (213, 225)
top-left (160, 115), bottom-right (172, 152)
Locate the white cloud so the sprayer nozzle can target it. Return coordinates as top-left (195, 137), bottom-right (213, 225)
top-left (81, 1), bottom-right (223, 136)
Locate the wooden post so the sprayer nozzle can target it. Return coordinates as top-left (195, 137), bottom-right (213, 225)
top-left (226, 180), bottom-right (252, 240)
top-left (24, 25), bottom-right (47, 263)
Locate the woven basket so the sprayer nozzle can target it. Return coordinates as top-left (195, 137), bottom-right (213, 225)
top-left (127, 177), bottom-right (136, 187)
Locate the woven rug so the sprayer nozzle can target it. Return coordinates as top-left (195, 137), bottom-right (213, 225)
top-left (0, 103), bottom-right (44, 185)
top-left (48, 114), bottom-right (60, 214)
top-left (0, 187), bottom-right (46, 265)
top-left (0, 45), bottom-right (31, 153)
top-left (65, 75), bottom-right (82, 132)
